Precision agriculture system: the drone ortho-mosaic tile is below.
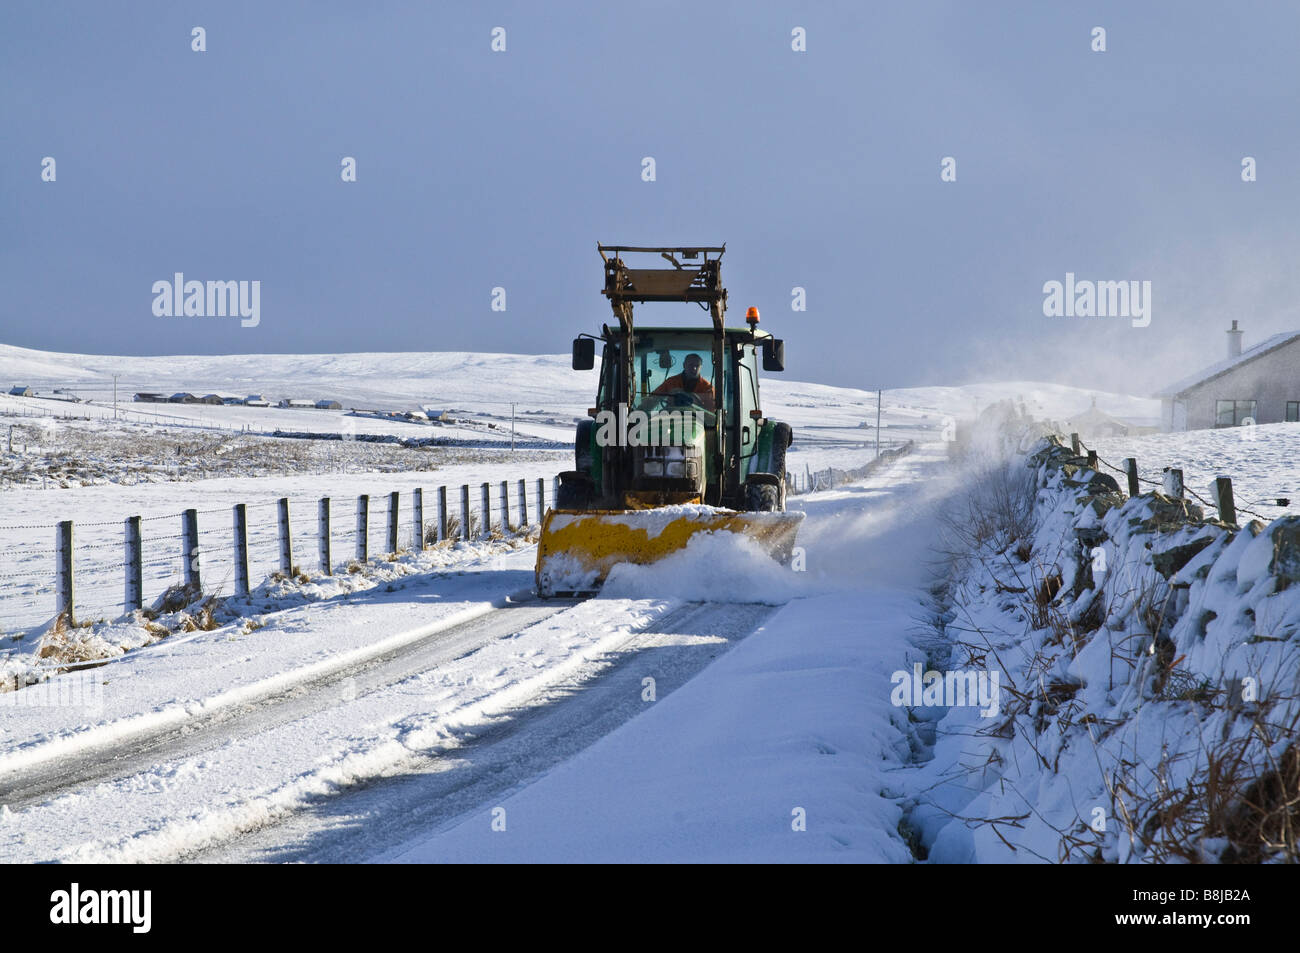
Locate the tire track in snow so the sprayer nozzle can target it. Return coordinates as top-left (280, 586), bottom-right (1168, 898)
top-left (198, 601), bottom-right (775, 863)
top-left (0, 598), bottom-right (575, 811)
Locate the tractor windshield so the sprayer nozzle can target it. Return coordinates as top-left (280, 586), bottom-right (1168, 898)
top-left (633, 340), bottom-right (717, 413)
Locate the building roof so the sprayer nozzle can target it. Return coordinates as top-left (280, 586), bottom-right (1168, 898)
top-left (1063, 398), bottom-right (1133, 430)
top-left (1154, 330), bottom-right (1300, 399)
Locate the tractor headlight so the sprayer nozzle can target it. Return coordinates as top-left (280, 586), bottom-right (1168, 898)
top-left (639, 443), bottom-right (700, 482)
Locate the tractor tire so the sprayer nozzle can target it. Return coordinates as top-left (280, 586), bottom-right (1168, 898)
top-left (574, 419), bottom-right (595, 471)
top-left (556, 471), bottom-right (593, 510)
top-left (769, 422), bottom-right (792, 510)
top-left (744, 473), bottom-right (781, 512)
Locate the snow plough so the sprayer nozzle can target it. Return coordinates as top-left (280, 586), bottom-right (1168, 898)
top-left (535, 244), bottom-right (802, 597)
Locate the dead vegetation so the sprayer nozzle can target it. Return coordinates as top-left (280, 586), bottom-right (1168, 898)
top-left (930, 435), bottom-right (1300, 864)
top-left (0, 419), bottom-right (563, 488)
top-left (937, 462), bottom-right (1037, 557)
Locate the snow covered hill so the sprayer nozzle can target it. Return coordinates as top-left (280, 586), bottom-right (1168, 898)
top-left (0, 342), bottom-right (1160, 456)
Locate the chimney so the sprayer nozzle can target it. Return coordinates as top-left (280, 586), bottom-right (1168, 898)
top-left (1227, 320), bottom-right (1243, 359)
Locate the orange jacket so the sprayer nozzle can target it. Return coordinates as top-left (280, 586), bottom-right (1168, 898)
top-left (650, 374), bottom-right (715, 411)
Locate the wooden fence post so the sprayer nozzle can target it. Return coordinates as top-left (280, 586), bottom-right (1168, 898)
top-left (1086, 449), bottom-right (1097, 468)
top-left (182, 508), bottom-right (201, 592)
top-left (1162, 468), bottom-right (1184, 500)
top-left (553, 476), bottom-right (559, 508)
top-left (1213, 476), bottom-right (1237, 525)
top-left (56, 520), bottom-right (75, 624)
top-left (319, 498), bottom-right (332, 574)
top-left (357, 494), bottom-right (369, 562)
top-left (233, 504), bottom-right (250, 597)
top-left (278, 498), bottom-right (293, 574)
top-left (1123, 458), bottom-right (1140, 497)
top-left (500, 480), bottom-right (510, 531)
top-left (438, 486), bottom-right (448, 542)
top-left (537, 477), bottom-right (545, 516)
top-left (413, 487), bottom-right (425, 551)
top-left (481, 482), bottom-right (491, 538)
top-left (125, 515), bottom-right (143, 610)
top-left (460, 485), bottom-right (471, 540)
top-left (387, 490), bottom-right (400, 554)
top-left (518, 478), bottom-right (528, 526)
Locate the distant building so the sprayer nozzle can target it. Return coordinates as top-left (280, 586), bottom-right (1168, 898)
top-left (1156, 322), bottom-right (1300, 431)
top-left (8, 385), bottom-right (33, 397)
top-left (198, 394), bottom-right (224, 405)
top-left (243, 395), bottom-right (269, 406)
top-left (134, 392), bottom-right (166, 403)
top-left (1061, 398), bottom-right (1155, 439)
top-left (315, 399), bottom-right (343, 410)
top-left (169, 392), bottom-right (198, 403)
top-left (278, 398), bottom-right (315, 409)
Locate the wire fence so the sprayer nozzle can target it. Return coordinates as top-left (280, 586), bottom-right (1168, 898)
top-left (4, 432), bottom-right (916, 637)
top-left (787, 440), bottom-right (916, 494)
top-left (1, 398), bottom-right (267, 435)
top-left (0, 477), bottom-right (557, 638)
top-left (1066, 431), bottom-right (1292, 526)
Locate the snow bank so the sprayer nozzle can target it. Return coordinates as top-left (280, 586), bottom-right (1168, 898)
top-left (911, 435), bottom-right (1300, 864)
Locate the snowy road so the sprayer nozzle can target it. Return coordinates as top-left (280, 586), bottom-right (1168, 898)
top-left (200, 601), bottom-right (774, 862)
top-left (0, 598), bottom-right (574, 812)
top-left (0, 567), bottom-right (776, 862)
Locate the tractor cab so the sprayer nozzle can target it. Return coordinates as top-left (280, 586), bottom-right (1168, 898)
top-left (562, 245), bottom-right (791, 513)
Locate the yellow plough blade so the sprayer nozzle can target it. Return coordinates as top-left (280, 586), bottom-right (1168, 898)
top-left (535, 507), bottom-right (804, 597)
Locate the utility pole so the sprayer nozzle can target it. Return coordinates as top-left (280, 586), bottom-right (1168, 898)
top-left (876, 389), bottom-right (882, 458)
top-left (510, 401), bottom-right (516, 451)
top-left (113, 374), bottom-right (119, 420)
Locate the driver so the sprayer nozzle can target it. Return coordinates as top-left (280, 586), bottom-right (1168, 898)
top-left (642, 353), bottom-right (715, 412)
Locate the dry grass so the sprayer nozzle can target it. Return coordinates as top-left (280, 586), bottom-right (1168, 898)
top-left (269, 566), bottom-right (311, 584)
top-left (439, 512), bottom-right (484, 542)
top-left (938, 462), bottom-right (1037, 557)
top-left (178, 596), bottom-right (222, 633)
top-left (35, 612), bottom-right (110, 668)
top-left (1134, 726), bottom-right (1300, 864)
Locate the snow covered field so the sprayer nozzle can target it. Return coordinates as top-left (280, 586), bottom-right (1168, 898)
top-left (7, 343), bottom-right (1291, 865)
top-left (1, 342), bottom-right (1158, 469)
top-left (1091, 422), bottom-right (1300, 523)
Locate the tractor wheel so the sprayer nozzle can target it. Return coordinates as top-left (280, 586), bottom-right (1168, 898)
top-left (744, 474), bottom-right (781, 512)
top-left (574, 419), bottom-right (595, 471)
top-left (556, 471), bottom-right (593, 510)
top-left (769, 422), bottom-right (792, 510)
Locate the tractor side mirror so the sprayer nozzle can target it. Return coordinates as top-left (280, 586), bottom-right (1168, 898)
top-left (573, 337), bottom-right (595, 370)
top-left (762, 339), bottom-right (785, 372)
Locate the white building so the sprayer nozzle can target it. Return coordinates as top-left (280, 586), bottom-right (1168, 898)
top-left (1156, 322), bottom-right (1300, 431)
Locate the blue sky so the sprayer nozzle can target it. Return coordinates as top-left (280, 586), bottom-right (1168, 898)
top-left (4, 1), bottom-right (1299, 392)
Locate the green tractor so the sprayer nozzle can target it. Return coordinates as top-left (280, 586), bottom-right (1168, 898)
top-left (536, 244), bottom-right (801, 597)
